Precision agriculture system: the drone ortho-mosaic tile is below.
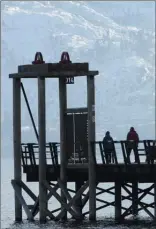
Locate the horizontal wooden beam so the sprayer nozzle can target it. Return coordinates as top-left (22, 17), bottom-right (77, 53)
top-left (25, 164), bottom-right (156, 183)
top-left (18, 63), bottom-right (89, 73)
top-left (67, 107), bottom-right (88, 114)
top-left (9, 71), bottom-right (99, 79)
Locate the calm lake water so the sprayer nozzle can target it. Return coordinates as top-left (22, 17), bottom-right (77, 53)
top-left (1, 157), bottom-right (156, 229)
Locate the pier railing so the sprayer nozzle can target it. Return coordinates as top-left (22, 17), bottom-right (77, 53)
top-left (92, 140), bottom-right (156, 165)
top-left (21, 142), bottom-right (60, 167)
top-left (21, 140), bottom-right (156, 167)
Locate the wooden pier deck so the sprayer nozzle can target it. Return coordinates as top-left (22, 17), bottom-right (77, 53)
top-left (22, 140), bottom-right (156, 183)
top-left (24, 163), bottom-right (156, 183)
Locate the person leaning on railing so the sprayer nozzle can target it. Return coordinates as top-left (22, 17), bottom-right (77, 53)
top-left (103, 131), bottom-right (114, 163)
top-left (126, 127), bottom-right (139, 163)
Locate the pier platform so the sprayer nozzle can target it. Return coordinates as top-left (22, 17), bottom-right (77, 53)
top-left (21, 140), bottom-right (156, 183)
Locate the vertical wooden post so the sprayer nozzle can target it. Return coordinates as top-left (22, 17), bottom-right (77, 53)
top-left (75, 181), bottom-right (83, 215)
top-left (13, 78), bottom-right (22, 222)
top-left (38, 77), bottom-right (47, 223)
top-left (115, 182), bottom-right (121, 221)
top-left (154, 182), bottom-right (156, 219)
top-left (87, 75), bottom-right (96, 220)
top-left (132, 182), bottom-right (138, 216)
top-left (59, 76), bottom-right (67, 220)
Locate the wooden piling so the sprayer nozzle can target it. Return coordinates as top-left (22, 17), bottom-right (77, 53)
top-left (154, 182), bottom-right (156, 219)
top-left (115, 182), bottom-right (121, 221)
top-left (87, 75), bottom-right (96, 220)
top-left (132, 182), bottom-right (138, 216)
top-left (59, 76), bottom-right (67, 220)
top-left (75, 181), bottom-right (83, 215)
top-left (38, 77), bottom-right (47, 223)
top-left (13, 78), bottom-right (22, 222)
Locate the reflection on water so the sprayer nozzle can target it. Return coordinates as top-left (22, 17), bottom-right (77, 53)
top-left (6, 219), bottom-right (156, 229)
top-left (1, 158), bottom-right (156, 229)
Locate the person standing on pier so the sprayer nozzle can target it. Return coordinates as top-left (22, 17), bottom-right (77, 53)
top-left (126, 127), bottom-right (139, 163)
top-left (103, 131), bottom-right (114, 163)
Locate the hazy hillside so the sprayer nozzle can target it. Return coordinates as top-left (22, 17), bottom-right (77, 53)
top-left (1, 1), bottom-right (155, 156)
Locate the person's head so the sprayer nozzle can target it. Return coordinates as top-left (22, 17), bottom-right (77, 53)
top-left (130, 127), bottom-right (135, 132)
top-left (105, 131), bottom-right (110, 136)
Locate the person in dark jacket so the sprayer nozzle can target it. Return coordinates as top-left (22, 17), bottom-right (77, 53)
top-left (103, 131), bottom-right (114, 163)
top-left (126, 127), bottom-right (139, 163)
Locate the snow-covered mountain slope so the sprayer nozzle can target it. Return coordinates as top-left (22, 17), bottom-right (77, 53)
top-left (1, 1), bottom-right (155, 156)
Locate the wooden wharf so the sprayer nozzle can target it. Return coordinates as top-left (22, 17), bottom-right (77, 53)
top-left (9, 52), bottom-right (156, 223)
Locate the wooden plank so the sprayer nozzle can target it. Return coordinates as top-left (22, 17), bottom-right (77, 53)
top-left (121, 184), bottom-right (154, 219)
top-left (51, 207), bottom-right (61, 214)
top-left (71, 180), bottom-right (89, 203)
top-left (9, 71), bottom-right (99, 79)
top-left (121, 141), bottom-right (128, 165)
top-left (32, 197), bottom-right (39, 217)
top-left (74, 181), bottom-right (83, 215)
top-left (43, 181), bottom-right (82, 220)
top-left (19, 180), bottom-right (37, 201)
top-left (49, 143), bottom-right (55, 166)
top-left (25, 163), bottom-right (156, 183)
top-left (138, 202), bottom-right (155, 220)
top-left (27, 144), bottom-right (36, 166)
top-left (99, 142), bottom-right (105, 164)
top-left (82, 191), bottom-right (89, 207)
top-left (21, 146), bottom-right (26, 167)
top-left (125, 183), bottom-right (155, 196)
top-left (83, 201), bottom-right (127, 217)
top-left (57, 179), bottom-right (80, 215)
top-left (96, 186), bottom-right (115, 196)
top-left (47, 183), bottom-right (59, 200)
top-left (57, 180), bottom-right (73, 202)
top-left (133, 144), bottom-right (140, 164)
top-left (53, 143), bottom-right (59, 166)
top-left (112, 144), bottom-right (118, 165)
top-left (66, 107), bottom-right (88, 114)
top-left (11, 180), bottom-right (33, 221)
top-left (18, 63), bottom-right (89, 73)
top-left (44, 209), bottom-right (56, 220)
top-left (32, 183), bottom-right (60, 217)
top-left (56, 181), bottom-right (89, 220)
